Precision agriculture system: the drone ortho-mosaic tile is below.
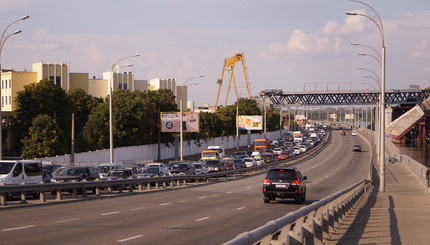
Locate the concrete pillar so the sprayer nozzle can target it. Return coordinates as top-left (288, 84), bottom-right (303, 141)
top-left (385, 106), bottom-right (393, 127)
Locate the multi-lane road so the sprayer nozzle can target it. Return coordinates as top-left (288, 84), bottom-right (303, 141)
top-left (0, 130), bottom-right (371, 245)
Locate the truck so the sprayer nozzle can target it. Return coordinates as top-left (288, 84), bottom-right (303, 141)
top-left (201, 150), bottom-right (220, 160)
top-left (207, 146), bottom-right (225, 159)
top-left (293, 131), bottom-right (303, 143)
top-left (254, 139), bottom-right (270, 151)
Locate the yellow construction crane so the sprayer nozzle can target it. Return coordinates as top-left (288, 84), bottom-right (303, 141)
top-left (215, 52), bottom-right (252, 110)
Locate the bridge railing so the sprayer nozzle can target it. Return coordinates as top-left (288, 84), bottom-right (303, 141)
top-left (223, 179), bottom-right (371, 245)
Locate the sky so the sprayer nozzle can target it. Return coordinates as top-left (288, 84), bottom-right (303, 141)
top-left (1, 0), bottom-right (429, 107)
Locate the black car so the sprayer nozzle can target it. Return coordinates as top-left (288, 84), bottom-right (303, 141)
top-left (50, 166), bottom-right (98, 194)
top-left (262, 167), bottom-right (307, 204)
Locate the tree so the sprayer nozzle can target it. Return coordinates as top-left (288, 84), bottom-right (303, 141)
top-left (11, 79), bottom-right (72, 154)
top-left (21, 114), bottom-right (66, 159)
top-left (68, 88), bottom-right (102, 152)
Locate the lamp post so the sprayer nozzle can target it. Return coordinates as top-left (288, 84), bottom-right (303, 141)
top-left (179, 75), bottom-right (204, 161)
top-left (0, 15), bottom-right (29, 160)
top-left (348, 0), bottom-right (386, 192)
top-left (109, 54), bottom-right (140, 163)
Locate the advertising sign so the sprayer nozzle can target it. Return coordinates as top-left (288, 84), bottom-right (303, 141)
top-left (161, 112), bottom-right (199, 133)
top-left (329, 114), bottom-right (338, 119)
top-left (345, 113), bottom-right (355, 120)
top-left (238, 115), bottom-right (263, 130)
top-left (294, 114), bottom-right (307, 122)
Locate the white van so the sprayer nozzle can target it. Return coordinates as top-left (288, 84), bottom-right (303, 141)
top-left (0, 160), bottom-right (43, 185)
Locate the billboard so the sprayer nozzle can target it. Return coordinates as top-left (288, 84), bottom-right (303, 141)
top-left (161, 112), bottom-right (199, 133)
top-left (294, 114), bottom-right (307, 122)
top-left (238, 115), bottom-right (263, 130)
top-left (329, 114), bottom-right (338, 119)
top-left (345, 113), bottom-right (355, 120)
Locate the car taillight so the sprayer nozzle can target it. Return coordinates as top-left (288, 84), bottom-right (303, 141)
top-left (291, 180), bottom-right (299, 185)
top-left (263, 179), bottom-right (271, 185)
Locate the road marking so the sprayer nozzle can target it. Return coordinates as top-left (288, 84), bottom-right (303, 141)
top-left (178, 200), bottom-right (187, 203)
top-left (130, 207), bottom-right (145, 211)
top-left (237, 206), bottom-right (246, 210)
top-left (226, 191), bottom-right (233, 194)
top-left (195, 217), bottom-right (210, 222)
top-left (54, 218), bottom-right (80, 223)
top-left (2, 225), bottom-right (35, 232)
top-left (160, 202), bottom-right (172, 206)
top-left (246, 187), bottom-right (252, 190)
top-left (198, 196), bottom-right (207, 199)
top-left (117, 235), bottom-right (144, 242)
top-left (168, 223), bottom-right (184, 229)
top-left (101, 211), bottom-right (120, 216)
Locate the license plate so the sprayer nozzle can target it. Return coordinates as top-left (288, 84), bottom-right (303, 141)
top-left (276, 184), bottom-right (287, 188)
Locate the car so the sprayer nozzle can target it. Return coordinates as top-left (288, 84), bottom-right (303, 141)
top-left (220, 159), bottom-right (235, 170)
top-left (261, 153), bottom-right (275, 163)
top-left (277, 152), bottom-right (290, 160)
top-left (50, 166), bottom-right (99, 194)
top-left (273, 148), bottom-right (283, 155)
top-left (232, 159), bottom-right (245, 169)
top-left (168, 162), bottom-right (196, 175)
top-left (138, 167), bottom-right (168, 178)
top-left (193, 162), bottom-right (209, 175)
top-left (243, 157), bottom-right (256, 168)
top-left (263, 167), bottom-right (307, 204)
top-left (351, 131), bottom-right (357, 136)
top-left (96, 163), bottom-right (123, 179)
top-left (206, 159), bottom-right (222, 172)
top-left (353, 144), bottom-right (362, 152)
top-left (339, 130), bottom-right (346, 135)
top-left (42, 170), bottom-right (54, 183)
top-left (102, 169), bottom-right (136, 180)
top-left (254, 157), bottom-right (265, 166)
top-left (299, 145), bottom-right (307, 153)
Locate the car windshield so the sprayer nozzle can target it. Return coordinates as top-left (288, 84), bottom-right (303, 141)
top-left (142, 168), bottom-right (159, 174)
top-left (193, 164), bottom-right (202, 169)
top-left (97, 166), bottom-right (117, 173)
top-left (206, 160), bottom-right (220, 166)
top-left (172, 164), bottom-right (188, 170)
top-left (58, 168), bottom-right (85, 176)
top-left (266, 169), bottom-right (296, 180)
top-left (0, 162), bottom-right (16, 174)
top-left (107, 171), bottom-right (125, 177)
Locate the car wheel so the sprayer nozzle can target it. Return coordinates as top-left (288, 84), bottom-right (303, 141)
top-left (301, 194), bottom-right (306, 203)
top-left (294, 196), bottom-right (302, 204)
top-left (263, 196), bottom-right (270, 203)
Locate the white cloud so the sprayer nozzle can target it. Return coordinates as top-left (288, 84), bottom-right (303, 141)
top-left (25, 42), bottom-right (64, 51)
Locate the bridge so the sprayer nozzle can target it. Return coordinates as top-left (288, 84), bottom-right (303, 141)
top-left (260, 89), bottom-right (430, 106)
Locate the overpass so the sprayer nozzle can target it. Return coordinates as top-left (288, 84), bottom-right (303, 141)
top-left (260, 88), bottom-right (430, 106)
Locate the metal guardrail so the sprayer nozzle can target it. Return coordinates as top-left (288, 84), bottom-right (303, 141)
top-left (0, 131), bottom-right (332, 206)
top-left (223, 179), bottom-right (371, 245)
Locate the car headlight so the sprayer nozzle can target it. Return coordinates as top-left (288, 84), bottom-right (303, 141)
top-left (0, 178), bottom-right (5, 185)
top-left (50, 179), bottom-right (57, 183)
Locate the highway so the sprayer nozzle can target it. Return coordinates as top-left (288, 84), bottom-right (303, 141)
top-left (0, 130), bottom-right (371, 245)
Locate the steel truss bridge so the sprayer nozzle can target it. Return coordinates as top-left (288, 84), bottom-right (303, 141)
top-left (261, 89), bottom-right (430, 106)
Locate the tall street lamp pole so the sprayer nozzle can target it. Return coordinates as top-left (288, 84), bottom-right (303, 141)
top-left (109, 54), bottom-right (140, 163)
top-left (0, 15), bottom-right (29, 160)
top-left (179, 75), bottom-right (204, 161)
top-left (348, 0), bottom-right (386, 192)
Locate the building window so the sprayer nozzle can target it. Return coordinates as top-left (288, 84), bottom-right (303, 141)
top-left (8, 79), bottom-right (11, 88)
top-left (8, 96), bottom-right (11, 105)
top-left (123, 84), bottom-right (128, 90)
top-left (1, 80), bottom-right (3, 89)
top-left (49, 76), bottom-right (62, 87)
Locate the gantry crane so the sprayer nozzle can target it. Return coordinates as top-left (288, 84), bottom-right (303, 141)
top-left (215, 52), bottom-right (252, 110)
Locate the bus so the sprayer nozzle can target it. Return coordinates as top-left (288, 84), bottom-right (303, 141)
top-left (254, 139), bottom-right (270, 151)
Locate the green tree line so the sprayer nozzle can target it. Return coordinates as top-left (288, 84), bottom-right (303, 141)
top-left (8, 80), bottom-right (281, 159)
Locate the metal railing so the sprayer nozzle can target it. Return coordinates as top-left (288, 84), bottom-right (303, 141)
top-left (0, 131), bottom-right (332, 206)
top-left (223, 179), bottom-right (371, 245)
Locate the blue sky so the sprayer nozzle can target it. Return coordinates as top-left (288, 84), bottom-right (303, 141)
top-left (1, 0), bottom-right (429, 106)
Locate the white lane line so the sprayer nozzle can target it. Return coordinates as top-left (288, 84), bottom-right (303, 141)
top-left (246, 187), bottom-right (252, 190)
top-left (195, 217), bottom-right (210, 222)
top-left (237, 206), bottom-right (246, 210)
top-left (54, 218), bottom-right (80, 223)
top-left (168, 223), bottom-right (184, 229)
top-left (101, 211), bottom-right (120, 216)
top-left (198, 196), bottom-right (208, 199)
top-left (130, 207), bottom-right (145, 211)
top-left (226, 191), bottom-right (233, 194)
top-left (117, 235), bottom-right (144, 243)
top-left (178, 200), bottom-right (187, 203)
top-left (160, 202), bottom-right (172, 206)
top-left (2, 225), bottom-right (35, 232)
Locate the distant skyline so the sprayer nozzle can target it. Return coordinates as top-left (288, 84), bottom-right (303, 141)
top-left (1, 0), bottom-right (429, 106)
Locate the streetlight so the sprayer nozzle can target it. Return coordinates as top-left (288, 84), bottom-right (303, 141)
top-left (179, 75), bottom-right (204, 161)
top-left (347, 0), bottom-right (386, 192)
top-left (0, 15), bottom-right (29, 160)
top-left (109, 54), bottom-right (140, 163)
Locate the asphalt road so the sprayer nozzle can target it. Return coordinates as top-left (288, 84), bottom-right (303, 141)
top-left (0, 130), bottom-right (371, 245)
